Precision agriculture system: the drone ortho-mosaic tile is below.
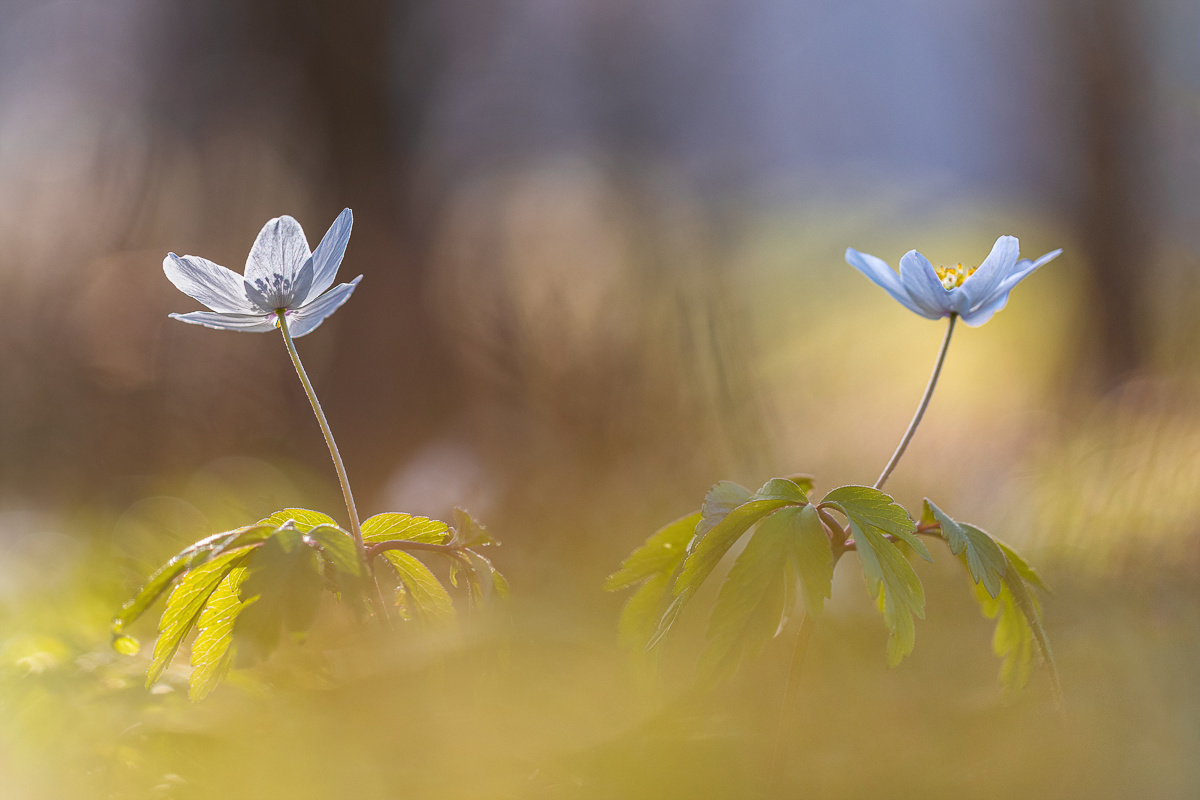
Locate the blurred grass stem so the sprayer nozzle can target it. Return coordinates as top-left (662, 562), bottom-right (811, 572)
top-left (276, 311), bottom-right (388, 619)
top-left (874, 314), bottom-right (957, 490)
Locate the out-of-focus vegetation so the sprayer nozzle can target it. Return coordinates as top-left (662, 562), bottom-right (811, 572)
top-left (1, 0), bottom-right (1199, 797)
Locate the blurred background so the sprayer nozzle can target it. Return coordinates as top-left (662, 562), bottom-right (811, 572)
top-left (0, 0), bottom-right (1197, 797)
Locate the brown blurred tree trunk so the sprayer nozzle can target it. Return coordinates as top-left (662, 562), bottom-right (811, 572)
top-left (240, 0), bottom-right (461, 502)
top-left (1066, 0), bottom-right (1152, 385)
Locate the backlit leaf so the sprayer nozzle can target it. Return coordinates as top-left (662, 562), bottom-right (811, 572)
top-left (923, 499), bottom-right (1006, 598)
top-left (617, 573), bottom-right (672, 653)
top-left (846, 518), bottom-right (925, 666)
top-left (382, 551), bottom-right (456, 623)
top-left (147, 547), bottom-right (253, 687)
top-left (997, 540), bottom-right (1050, 592)
top-left (823, 486), bottom-right (930, 562)
top-left (604, 511), bottom-right (699, 592)
top-left (790, 504), bottom-right (834, 616)
top-left (189, 566), bottom-right (252, 702)
top-left (450, 508), bottom-right (495, 547)
top-left (695, 481), bottom-right (754, 540)
top-left (699, 507), bottom-right (794, 681)
top-left (465, 550), bottom-right (510, 600)
top-left (971, 540), bottom-right (1060, 703)
top-left (258, 508), bottom-right (337, 532)
top-left (305, 524), bottom-right (361, 577)
top-left (235, 529), bottom-right (323, 663)
top-left (112, 524), bottom-right (273, 644)
top-left (654, 479), bottom-right (810, 648)
top-left (361, 513), bottom-right (450, 545)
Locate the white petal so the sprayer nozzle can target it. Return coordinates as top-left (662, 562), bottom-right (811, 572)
top-left (959, 291), bottom-right (1009, 327)
top-left (844, 248), bottom-right (931, 317)
top-left (995, 248), bottom-right (1062, 296)
top-left (961, 235), bottom-right (1019, 309)
top-left (244, 216), bottom-right (312, 305)
top-left (163, 254), bottom-right (254, 314)
top-left (302, 208), bottom-right (353, 304)
top-left (169, 311), bottom-right (277, 332)
top-left (899, 250), bottom-right (952, 317)
top-left (286, 277), bottom-right (362, 338)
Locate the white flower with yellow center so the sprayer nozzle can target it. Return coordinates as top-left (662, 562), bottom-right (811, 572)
top-left (844, 235), bottom-right (1062, 327)
top-left (164, 209), bottom-right (361, 338)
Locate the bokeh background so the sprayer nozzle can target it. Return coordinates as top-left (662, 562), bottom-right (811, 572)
top-left (1, 0), bottom-right (1198, 798)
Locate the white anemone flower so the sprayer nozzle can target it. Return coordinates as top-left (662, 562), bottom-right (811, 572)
top-left (164, 209), bottom-right (361, 337)
top-left (845, 235), bottom-right (1062, 327)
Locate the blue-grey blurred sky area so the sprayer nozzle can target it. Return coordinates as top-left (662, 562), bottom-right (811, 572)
top-left (0, 0), bottom-right (1196, 515)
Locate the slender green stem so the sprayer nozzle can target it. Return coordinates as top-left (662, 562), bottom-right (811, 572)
top-left (874, 314), bottom-right (957, 490)
top-left (276, 311), bottom-right (387, 617)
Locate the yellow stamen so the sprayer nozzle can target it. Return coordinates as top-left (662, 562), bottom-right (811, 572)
top-left (933, 262), bottom-right (977, 290)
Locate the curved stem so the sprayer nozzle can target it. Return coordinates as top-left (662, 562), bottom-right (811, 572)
top-left (874, 314), bottom-right (957, 490)
top-left (276, 311), bottom-right (387, 617)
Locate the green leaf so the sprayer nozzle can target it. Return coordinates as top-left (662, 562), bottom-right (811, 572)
top-left (617, 573), bottom-right (672, 653)
top-left (846, 518), bottom-right (925, 666)
top-left (783, 474), bottom-right (816, 496)
top-left (695, 481), bottom-right (754, 539)
top-left (112, 524), bottom-right (274, 646)
top-left (604, 511), bottom-right (699, 592)
top-left (699, 507), bottom-right (794, 681)
top-left (652, 479), bottom-right (811, 647)
top-left (189, 566), bottom-right (252, 702)
top-left (974, 578), bottom-right (1034, 692)
top-left (258, 508), bottom-right (337, 532)
top-left (923, 499), bottom-right (1006, 598)
top-left (305, 524), bottom-right (361, 577)
top-left (234, 529), bottom-right (323, 663)
top-left (823, 486), bottom-right (930, 562)
top-left (996, 540), bottom-right (1050, 592)
top-left (464, 550), bottom-right (510, 600)
top-left (653, 479), bottom-right (810, 648)
top-left (790, 504), bottom-right (834, 616)
top-left (450, 508), bottom-right (496, 547)
top-left (361, 513), bottom-right (450, 545)
top-left (970, 542), bottom-right (1060, 703)
top-left (382, 552), bottom-right (456, 623)
top-left (146, 547), bottom-right (253, 687)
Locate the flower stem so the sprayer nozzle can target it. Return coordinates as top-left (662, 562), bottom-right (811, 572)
top-left (276, 311), bottom-right (387, 617)
top-left (874, 314), bottom-right (957, 490)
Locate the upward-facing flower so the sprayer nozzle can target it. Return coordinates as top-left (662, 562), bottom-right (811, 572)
top-left (844, 235), bottom-right (1061, 327)
top-left (164, 209), bottom-right (361, 337)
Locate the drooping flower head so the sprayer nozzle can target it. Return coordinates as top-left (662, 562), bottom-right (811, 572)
top-left (845, 235), bottom-right (1061, 327)
top-left (164, 209), bottom-right (361, 337)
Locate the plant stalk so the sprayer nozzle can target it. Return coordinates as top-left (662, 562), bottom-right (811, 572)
top-left (874, 313), bottom-right (957, 490)
top-left (276, 311), bottom-right (388, 618)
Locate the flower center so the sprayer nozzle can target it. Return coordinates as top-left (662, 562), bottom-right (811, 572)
top-left (249, 274), bottom-right (295, 310)
top-left (934, 263), bottom-right (976, 290)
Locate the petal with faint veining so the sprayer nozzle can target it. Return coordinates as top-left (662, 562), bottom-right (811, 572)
top-left (994, 248), bottom-right (1062, 298)
top-left (163, 254), bottom-right (254, 314)
top-left (302, 208), bottom-right (353, 304)
top-left (961, 235), bottom-right (1019, 309)
top-left (959, 290), bottom-right (1010, 327)
top-left (244, 216), bottom-right (312, 305)
top-left (899, 250), bottom-right (951, 317)
top-left (286, 276), bottom-right (362, 338)
top-left (168, 311), bottom-right (278, 332)
top-left (844, 248), bottom-right (930, 317)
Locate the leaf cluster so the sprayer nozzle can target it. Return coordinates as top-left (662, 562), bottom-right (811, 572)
top-left (112, 507), bottom-right (506, 701)
top-left (605, 478), bottom-right (1058, 697)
